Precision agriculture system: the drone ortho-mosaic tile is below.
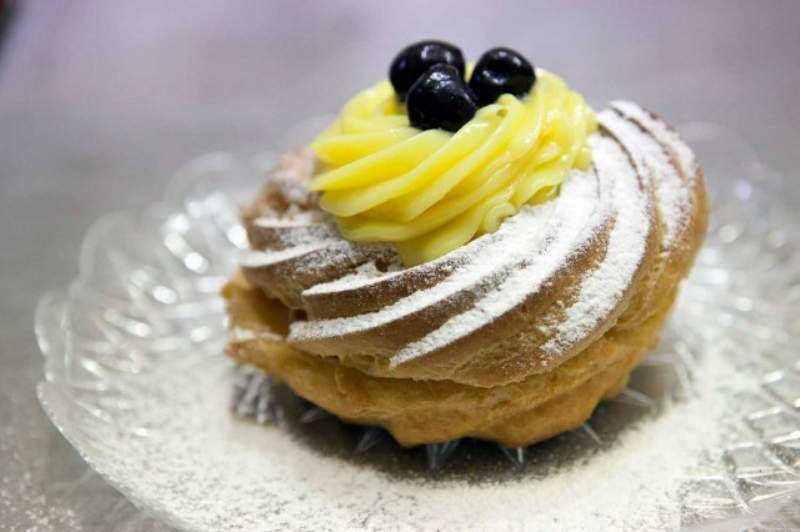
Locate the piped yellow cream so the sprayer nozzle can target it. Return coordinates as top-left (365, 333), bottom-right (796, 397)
top-left (310, 70), bottom-right (597, 266)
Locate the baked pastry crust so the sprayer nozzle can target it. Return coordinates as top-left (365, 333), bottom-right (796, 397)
top-left (226, 274), bottom-right (675, 447)
top-left (225, 101), bottom-right (708, 447)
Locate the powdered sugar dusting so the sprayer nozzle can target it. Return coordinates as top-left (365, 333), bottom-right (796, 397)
top-left (600, 107), bottom-right (689, 247)
top-left (228, 327), bottom-right (282, 343)
top-left (302, 260), bottom-right (399, 295)
top-left (241, 242), bottom-right (332, 268)
top-left (300, 207), bottom-right (530, 299)
top-left (253, 216), bottom-right (318, 228)
top-left (611, 100), bottom-right (698, 184)
top-left (289, 203), bottom-right (557, 340)
top-left (252, 219), bottom-right (339, 248)
top-left (541, 135), bottom-right (650, 355)
top-left (289, 167), bottom-right (603, 344)
top-left (391, 168), bottom-right (608, 366)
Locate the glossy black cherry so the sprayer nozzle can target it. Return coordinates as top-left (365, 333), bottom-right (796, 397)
top-left (389, 40), bottom-right (465, 100)
top-left (406, 64), bottom-right (478, 132)
top-left (468, 47), bottom-right (536, 106)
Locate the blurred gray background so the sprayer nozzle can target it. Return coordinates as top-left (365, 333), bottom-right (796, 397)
top-left (1, 1), bottom-right (798, 530)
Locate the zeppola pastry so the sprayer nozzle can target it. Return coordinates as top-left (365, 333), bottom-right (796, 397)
top-left (225, 41), bottom-right (708, 447)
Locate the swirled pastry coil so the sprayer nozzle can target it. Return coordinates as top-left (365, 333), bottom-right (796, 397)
top-left (226, 101), bottom-right (708, 446)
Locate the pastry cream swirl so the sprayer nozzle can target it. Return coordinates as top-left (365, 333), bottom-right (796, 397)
top-left (310, 70), bottom-right (597, 266)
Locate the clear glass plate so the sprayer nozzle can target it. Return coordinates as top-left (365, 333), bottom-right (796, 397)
top-left (35, 124), bottom-right (800, 531)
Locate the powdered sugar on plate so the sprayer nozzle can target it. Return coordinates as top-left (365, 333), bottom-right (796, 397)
top-left (37, 328), bottom-right (747, 531)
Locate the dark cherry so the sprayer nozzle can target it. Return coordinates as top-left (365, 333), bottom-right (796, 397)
top-left (468, 47), bottom-right (536, 106)
top-left (406, 64), bottom-right (478, 132)
top-left (389, 40), bottom-right (465, 100)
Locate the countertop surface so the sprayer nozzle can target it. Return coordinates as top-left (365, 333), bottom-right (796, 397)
top-left (1, 1), bottom-right (799, 530)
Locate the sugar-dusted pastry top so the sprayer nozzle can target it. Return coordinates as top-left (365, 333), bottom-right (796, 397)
top-left (227, 42), bottom-right (709, 449)
top-left (309, 44), bottom-right (596, 266)
top-left (239, 100), bottom-right (707, 388)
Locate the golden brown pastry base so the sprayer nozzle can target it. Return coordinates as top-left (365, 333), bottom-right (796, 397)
top-left (225, 275), bottom-right (676, 447)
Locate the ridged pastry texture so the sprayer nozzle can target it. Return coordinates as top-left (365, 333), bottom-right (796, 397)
top-left (226, 101), bottom-right (708, 447)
